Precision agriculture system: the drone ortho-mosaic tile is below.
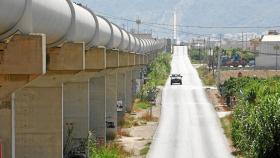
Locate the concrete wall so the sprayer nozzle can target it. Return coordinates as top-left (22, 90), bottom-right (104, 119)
top-left (256, 42), bottom-right (280, 68)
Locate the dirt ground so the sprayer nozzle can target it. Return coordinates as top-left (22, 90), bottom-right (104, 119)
top-left (117, 87), bottom-right (163, 158)
top-left (205, 86), bottom-right (232, 117)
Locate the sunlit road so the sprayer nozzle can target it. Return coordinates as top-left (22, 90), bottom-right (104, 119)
top-left (148, 46), bottom-right (232, 158)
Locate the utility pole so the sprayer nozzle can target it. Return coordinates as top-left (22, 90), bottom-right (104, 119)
top-left (217, 34), bottom-right (222, 87)
top-left (245, 33), bottom-right (248, 50)
top-left (204, 38), bottom-right (206, 63)
top-left (274, 45), bottom-right (280, 70)
top-left (208, 36), bottom-right (211, 72)
top-left (242, 32), bottom-right (244, 50)
top-left (126, 21), bottom-right (129, 31)
top-left (173, 10), bottom-right (177, 44)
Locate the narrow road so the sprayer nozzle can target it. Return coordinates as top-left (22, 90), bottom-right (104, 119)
top-left (148, 46), bottom-right (232, 158)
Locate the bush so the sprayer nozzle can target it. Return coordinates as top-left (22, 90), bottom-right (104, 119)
top-left (88, 131), bottom-right (132, 158)
top-left (138, 53), bottom-right (171, 101)
top-left (197, 66), bottom-right (215, 85)
top-left (221, 77), bottom-right (280, 157)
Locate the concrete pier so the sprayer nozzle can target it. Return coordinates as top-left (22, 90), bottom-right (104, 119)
top-left (0, 34), bottom-right (46, 158)
top-left (12, 41), bottom-right (85, 158)
top-left (105, 72), bottom-right (117, 140)
top-left (89, 76), bottom-right (106, 145)
top-left (0, 32), bottom-right (161, 158)
top-left (117, 71), bottom-right (126, 123)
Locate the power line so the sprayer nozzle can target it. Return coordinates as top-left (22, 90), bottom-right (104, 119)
top-left (96, 11), bottom-right (280, 30)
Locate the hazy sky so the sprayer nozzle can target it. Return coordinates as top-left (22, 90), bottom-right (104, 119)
top-left (74, 0), bottom-right (280, 39)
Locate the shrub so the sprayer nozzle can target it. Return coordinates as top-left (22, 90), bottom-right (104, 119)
top-left (197, 66), bottom-right (215, 85)
top-left (138, 53), bottom-right (171, 101)
top-left (221, 77), bottom-right (280, 157)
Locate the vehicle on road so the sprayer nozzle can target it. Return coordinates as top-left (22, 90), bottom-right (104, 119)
top-left (170, 74), bottom-right (183, 85)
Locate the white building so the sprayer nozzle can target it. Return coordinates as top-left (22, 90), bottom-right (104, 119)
top-left (256, 35), bottom-right (280, 69)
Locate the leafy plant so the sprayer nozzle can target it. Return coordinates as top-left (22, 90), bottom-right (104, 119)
top-left (138, 52), bottom-right (171, 101)
top-left (221, 77), bottom-right (280, 157)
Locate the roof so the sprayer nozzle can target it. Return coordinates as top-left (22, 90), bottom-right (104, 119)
top-left (261, 35), bottom-right (280, 42)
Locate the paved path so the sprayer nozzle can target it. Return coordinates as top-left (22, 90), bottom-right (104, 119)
top-left (148, 46), bottom-right (232, 158)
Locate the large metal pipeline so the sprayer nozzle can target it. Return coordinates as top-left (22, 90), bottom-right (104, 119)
top-left (0, 0), bottom-right (166, 53)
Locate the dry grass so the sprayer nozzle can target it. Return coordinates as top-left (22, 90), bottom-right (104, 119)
top-left (117, 129), bottom-right (131, 137)
top-left (140, 112), bottom-right (159, 122)
top-left (118, 114), bottom-right (139, 128)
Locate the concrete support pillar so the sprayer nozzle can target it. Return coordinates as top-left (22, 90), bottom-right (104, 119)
top-left (125, 70), bottom-right (133, 112)
top-left (116, 71), bottom-right (126, 122)
top-left (0, 34), bottom-right (46, 158)
top-left (89, 76), bottom-right (106, 145)
top-left (0, 106), bottom-right (11, 158)
top-left (85, 47), bottom-right (106, 71)
top-left (13, 86), bottom-right (63, 158)
top-left (105, 73), bottom-right (117, 140)
top-left (132, 69), bottom-right (142, 98)
top-left (106, 50), bottom-right (119, 69)
top-left (63, 82), bottom-right (89, 152)
top-left (12, 41), bottom-right (85, 158)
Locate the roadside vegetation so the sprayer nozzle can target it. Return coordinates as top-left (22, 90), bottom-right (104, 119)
top-left (140, 142), bottom-right (152, 156)
top-left (138, 52), bottom-right (172, 101)
top-left (88, 132), bottom-right (133, 158)
top-left (96, 52), bottom-right (171, 158)
top-left (189, 48), bottom-right (207, 64)
top-left (196, 66), bottom-right (215, 86)
top-left (219, 77), bottom-right (280, 157)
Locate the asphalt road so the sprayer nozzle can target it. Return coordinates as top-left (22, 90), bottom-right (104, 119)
top-left (148, 46), bottom-right (232, 158)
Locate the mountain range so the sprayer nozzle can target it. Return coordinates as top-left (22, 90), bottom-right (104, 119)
top-left (76, 0), bottom-right (280, 39)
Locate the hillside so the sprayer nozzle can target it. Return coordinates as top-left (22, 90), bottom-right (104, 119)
top-left (77, 0), bottom-right (280, 38)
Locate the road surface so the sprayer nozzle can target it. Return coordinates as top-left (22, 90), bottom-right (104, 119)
top-left (148, 46), bottom-right (232, 158)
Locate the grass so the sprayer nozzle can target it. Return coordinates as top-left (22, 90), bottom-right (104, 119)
top-left (197, 66), bottom-right (215, 86)
top-left (91, 142), bottom-right (133, 158)
top-left (191, 59), bottom-right (201, 64)
top-left (135, 101), bottom-right (152, 110)
top-left (140, 142), bottom-right (152, 156)
top-left (117, 129), bottom-right (131, 137)
top-left (220, 115), bottom-right (232, 139)
top-left (220, 114), bottom-right (243, 158)
top-left (118, 114), bottom-right (139, 128)
top-left (140, 112), bottom-right (159, 122)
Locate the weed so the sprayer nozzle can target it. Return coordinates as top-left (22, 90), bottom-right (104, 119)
top-left (140, 142), bottom-right (152, 156)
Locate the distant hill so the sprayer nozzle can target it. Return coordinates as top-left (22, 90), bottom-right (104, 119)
top-left (77, 0), bottom-right (280, 39)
